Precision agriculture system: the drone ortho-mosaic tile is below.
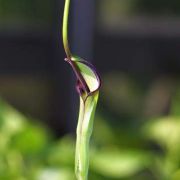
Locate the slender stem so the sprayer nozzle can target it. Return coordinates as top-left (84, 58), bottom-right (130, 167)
top-left (63, 0), bottom-right (72, 59)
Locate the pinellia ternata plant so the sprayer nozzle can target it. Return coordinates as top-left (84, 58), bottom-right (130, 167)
top-left (62, 0), bottom-right (101, 180)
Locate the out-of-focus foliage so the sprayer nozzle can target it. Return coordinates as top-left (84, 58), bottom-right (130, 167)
top-left (100, 0), bottom-right (180, 17)
top-left (0, 97), bottom-right (151, 180)
top-left (1, 74), bottom-right (180, 179)
top-left (135, 0), bottom-right (180, 15)
top-left (0, 0), bottom-right (53, 26)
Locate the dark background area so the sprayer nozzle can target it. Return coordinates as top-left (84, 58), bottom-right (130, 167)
top-left (0, 0), bottom-right (180, 136)
top-left (0, 0), bottom-right (69, 135)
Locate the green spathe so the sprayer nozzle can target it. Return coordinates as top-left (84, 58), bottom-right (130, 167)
top-left (62, 0), bottom-right (101, 179)
top-left (68, 57), bottom-right (100, 180)
top-left (75, 91), bottom-right (99, 180)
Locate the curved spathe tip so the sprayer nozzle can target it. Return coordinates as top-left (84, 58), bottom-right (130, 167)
top-left (65, 57), bottom-right (101, 102)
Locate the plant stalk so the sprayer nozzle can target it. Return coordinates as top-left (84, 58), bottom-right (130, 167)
top-left (63, 0), bottom-right (71, 59)
top-left (62, 1), bottom-right (100, 180)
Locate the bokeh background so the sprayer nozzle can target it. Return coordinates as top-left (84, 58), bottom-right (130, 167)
top-left (1, 0), bottom-right (180, 179)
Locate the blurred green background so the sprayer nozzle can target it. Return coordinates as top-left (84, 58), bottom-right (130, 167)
top-left (1, 80), bottom-right (180, 180)
top-left (1, 0), bottom-right (180, 180)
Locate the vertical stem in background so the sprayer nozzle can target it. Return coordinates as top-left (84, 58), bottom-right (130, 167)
top-left (63, 0), bottom-right (71, 59)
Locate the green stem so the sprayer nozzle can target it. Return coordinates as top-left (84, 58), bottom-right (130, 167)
top-left (63, 0), bottom-right (72, 59)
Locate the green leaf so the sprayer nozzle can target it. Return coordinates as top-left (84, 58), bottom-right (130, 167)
top-left (143, 117), bottom-right (180, 150)
top-left (47, 136), bottom-right (75, 166)
top-left (37, 168), bottom-right (75, 180)
top-left (172, 169), bottom-right (180, 180)
top-left (90, 150), bottom-right (150, 178)
top-left (171, 86), bottom-right (180, 117)
top-left (11, 124), bottom-right (49, 155)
